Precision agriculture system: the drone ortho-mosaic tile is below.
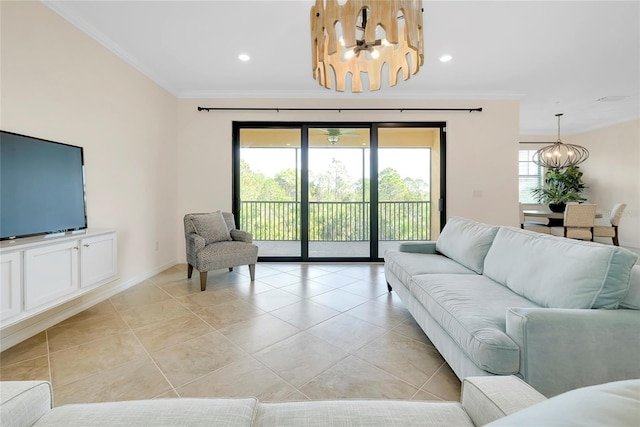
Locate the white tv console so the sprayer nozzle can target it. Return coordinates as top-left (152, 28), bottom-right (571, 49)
top-left (0, 229), bottom-right (117, 347)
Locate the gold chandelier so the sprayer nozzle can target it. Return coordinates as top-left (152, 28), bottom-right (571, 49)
top-left (310, 0), bottom-right (424, 92)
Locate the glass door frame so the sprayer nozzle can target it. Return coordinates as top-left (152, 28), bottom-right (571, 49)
top-left (232, 121), bottom-right (447, 262)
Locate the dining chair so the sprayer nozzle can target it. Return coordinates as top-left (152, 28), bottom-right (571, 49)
top-left (551, 203), bottom-right (597, 241)
top-left (593, 203), bottom-right (626, 246)
top-left (519, 203), bottom-right (550, 234)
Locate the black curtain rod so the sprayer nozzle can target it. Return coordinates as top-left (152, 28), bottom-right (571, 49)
top-left (197, 106), bottom-right (482, 113)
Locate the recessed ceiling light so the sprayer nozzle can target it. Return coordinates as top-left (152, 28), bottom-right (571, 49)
top-left (439, 54), bottom-right (453, 63)
top-left (238, 54), bottom-right (251, 62)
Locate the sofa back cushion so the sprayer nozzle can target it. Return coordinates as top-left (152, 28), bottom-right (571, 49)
top-left (435, 217), bottom-right (499, 274)
top-left (620, 265), bottom-right (640, 310)
top-left (190, 211), bottom-right (232, 244)
top-left (483, 227), bottom-right (639, 309)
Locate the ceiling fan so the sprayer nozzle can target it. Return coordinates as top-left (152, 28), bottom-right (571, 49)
top-left (320, 128), bottom-right (360, 144)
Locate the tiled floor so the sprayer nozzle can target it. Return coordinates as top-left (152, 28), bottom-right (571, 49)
top-left (0, 263), bottom-right (461, 406)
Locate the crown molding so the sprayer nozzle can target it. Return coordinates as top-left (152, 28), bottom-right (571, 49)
top-left (41, 0), bottom-right (180, 97)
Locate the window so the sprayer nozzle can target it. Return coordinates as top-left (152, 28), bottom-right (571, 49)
top-left (519, 149), bottom-right (543, 203)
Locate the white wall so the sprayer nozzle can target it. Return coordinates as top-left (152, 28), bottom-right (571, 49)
top-left (175, 98), bottom-right (520, 262)
top-left (1, 2), bottom-right (179, 311)
top-left (566, 119), bottom-right (640, 248)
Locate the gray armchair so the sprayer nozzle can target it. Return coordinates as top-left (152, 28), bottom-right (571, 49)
top-left (184, 211), bottom-right (258, 291)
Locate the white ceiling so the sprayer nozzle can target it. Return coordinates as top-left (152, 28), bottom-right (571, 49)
top-left (43, 0), bottom-right (640, 135)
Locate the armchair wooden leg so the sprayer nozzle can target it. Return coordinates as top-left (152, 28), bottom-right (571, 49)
top-left (187, 264), bottom-right (193, 279)
top-left (387, 282), bottom-right (393, 293)
top-left (199, 271), bottom-right (208, 291)
top-left (613, 226), bottom-right (620, 246)
top-left (249, 264), bottom-right (256, 281)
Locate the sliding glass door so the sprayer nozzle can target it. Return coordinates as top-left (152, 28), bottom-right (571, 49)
top-left (234, 122), bottom-right (445, 261)
top-left (307, 127), bottom-right (370, 257)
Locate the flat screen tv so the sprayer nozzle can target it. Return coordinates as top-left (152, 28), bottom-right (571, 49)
top-left (1, 131), bottom-right (87, 240)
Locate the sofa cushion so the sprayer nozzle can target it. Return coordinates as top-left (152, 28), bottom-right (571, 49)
top-left (483, 227), bottom-right (639, 309)
top-left (435, 217), bottom-right (499, 274)
top-left (190, 211), bottom-right (232, 244)
top-left (254, 400), bottom-right (474, 427)
top-left (385, 251), bottom-right (477, 288)
top-left (409, 274), bottom-right (540, 374)
top-left (34, 398), bottom-right (258, 427)
top-left (620, 265), bottom-right (640, 310)
top-left (486, 379), bottom-right (640, 426)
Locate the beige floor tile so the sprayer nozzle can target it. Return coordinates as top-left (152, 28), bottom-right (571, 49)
top-left (57, 300), bottom-right (116, 326)
top-left (299, 356), bottom-right (418, 400)
top-left (245, 289), bottom-right (302, 312)
top-left (286, 266), bottom-right (336, 280)
top-left (355, 332), bottom-right (444, 388)
top-left (309, 289), bottom-right (369, 312)
top-left (153, 389), bottom-right (179, 399)
top-left (134, 313), bottom-right (214, 353)
top-left (307, 313), bottom-right (386, 353)
top-left (421, 363), bottom-right (462, 401)
top-left (0, 355), bottom-right (50, 382)
top-left (193, 300), bottom-right (265, 329)
top-left (346, 300), bottom-right (412, 329)
top-left (119, 299), bottom-right (191, 329)
top-left (340, 280), bottom-right (389, 298)
top-left (5, 264), bottom-right (463, 406)
top-left (149, 267), bottom-right (188, 286)
top-left (47, 313), bottom-right (130, 353)
top-left (375, 290), bottom-right (408, 308)
top-left (257, 273), bottom-right (304, 288)
top-left (176, 288), bottom-right (239, 311)
top-left (412, 389), bottom-right (445, 401)
top-left (151, 331), bottom-right (245, 388)
top-left (0, 331), bottom-right (48, 366)
top-left (160, 279), bottom-right (204, 298)
top-left (219, 313), bottom-right (301, 354)
top-left (279, 389), bottom-right (310, 402)
top-left (254, 332), bottom-right (348, 387)
top-left (339, 264), bottom-right (384, 280)
top-left (52, 357), bottom-right (171, 406)
top-left (110, 284), bottom-right (172, 311)
top-left (224, 280), bottom-right (278, 298)
top-left (278, 281), bottom-right (335, 298)
top-left (309, 273), bottom-right (360, 288)
top-left (50, 331), bottom-right (147, 388)
top-left (391, 318), bottom-right (435, 347)
top-left (270, 300), bottom-right (340, 329)
top-left (177, 356), bottom-right (296, 401)
top-left (251, 264), bottom-right (286, 279)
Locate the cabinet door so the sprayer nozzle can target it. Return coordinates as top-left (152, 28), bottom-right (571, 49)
top-left (81, 233), bottom-right (117, 288)
top-left (1, 251), bottom-right (22, 320)
top-left (24, 241), bottom-right (79, 311)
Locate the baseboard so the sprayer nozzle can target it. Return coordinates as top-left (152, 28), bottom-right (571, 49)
top-left (0, 259), bottom-right (178, 352)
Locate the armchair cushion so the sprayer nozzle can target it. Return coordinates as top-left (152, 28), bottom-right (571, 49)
top-left (190, 211), bottom-right (232, 244)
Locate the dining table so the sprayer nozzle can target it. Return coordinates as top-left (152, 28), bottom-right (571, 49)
top-left (523, 209), bottom-right (603, 226)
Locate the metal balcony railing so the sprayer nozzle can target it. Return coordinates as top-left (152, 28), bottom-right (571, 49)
top-left (239, 201), bottom-right (430, 242)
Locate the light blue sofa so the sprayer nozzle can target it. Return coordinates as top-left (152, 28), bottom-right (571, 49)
top-left (3, 377), bottom-right (639, 426)
top-left (384, 217), bottom-right (640, 397)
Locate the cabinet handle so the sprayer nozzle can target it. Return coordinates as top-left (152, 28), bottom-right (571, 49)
top-left (84, 244), bottom-right (90, 247)
top-left (73, 246), bottom-right (79, 250)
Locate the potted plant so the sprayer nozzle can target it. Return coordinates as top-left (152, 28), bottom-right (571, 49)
top-left (531, 165), bottom-right (586, 212)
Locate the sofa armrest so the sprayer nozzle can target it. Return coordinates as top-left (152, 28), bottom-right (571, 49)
top-left (506, 307), bottom-right (640, 397)
top-left (230, 229), bottom-right (253, 243)
top-left (399, 241), bottom-right (437, 254)
top-left (461, 376), bottom-right (546, 426)
top-left (0, 381), bottom-right (52, 426)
